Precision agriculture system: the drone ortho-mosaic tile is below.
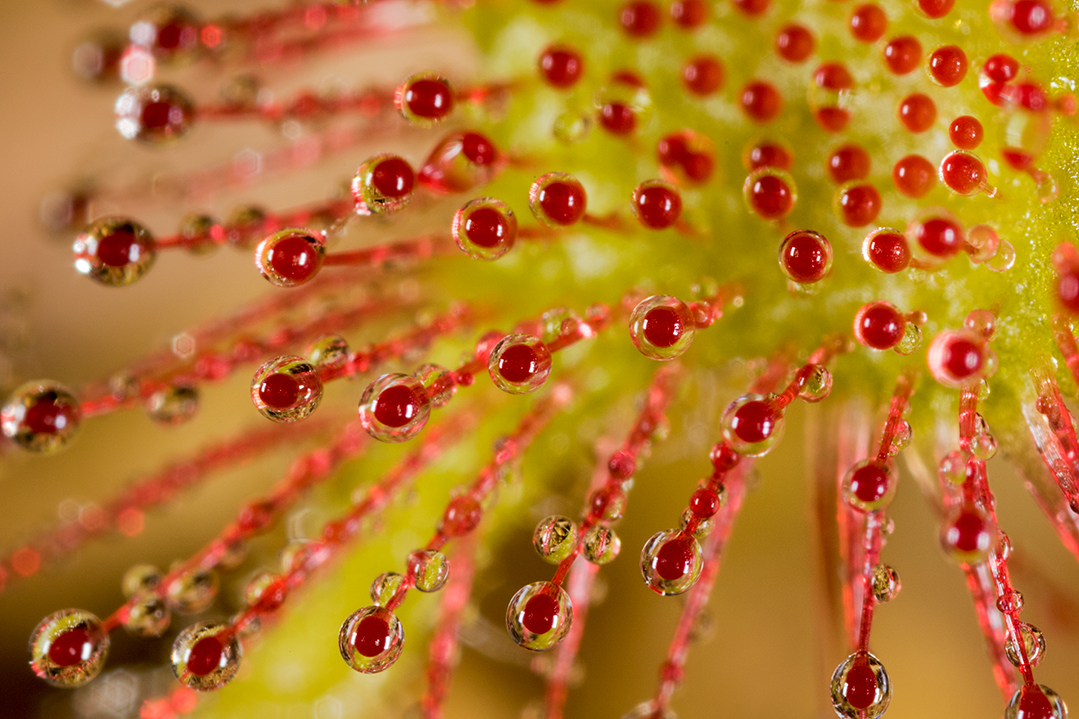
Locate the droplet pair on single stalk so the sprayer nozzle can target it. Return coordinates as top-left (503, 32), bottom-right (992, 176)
top-left (339, 549), bottom-right (449, 673)
top-left (641, 380), bottom-right (831, 597)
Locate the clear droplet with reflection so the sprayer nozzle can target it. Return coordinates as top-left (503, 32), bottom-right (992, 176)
top-left (165, 567), bottom-right (219, 615)
top-left (370, 572), bottom-right (405, 606)
top-left (1005, 622), bottom-right (1046, 668)
top-left (799, 365), bottom-right (833, 402)
top-left (413, 363), bottom-right (456, 408)
top-left (583, 525), bottom-right (621, 564)
top-left (121, 564), bottom-right (163, 597)
top-left (124, 594), bottom-right (171, 638)
top-left (870, 564), bottom-right (901, 602)
top-left (307, 335), bottom-right (350, 370)
top-left (407, 549), bottom-right (450, 592)
top-left (146, 383), bottom-right (199, 425)
top-left (533, 516), bottom-right (578, 564)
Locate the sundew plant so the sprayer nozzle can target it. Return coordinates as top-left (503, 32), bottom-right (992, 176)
top-left (2, 0), bottom-right (1079, 718)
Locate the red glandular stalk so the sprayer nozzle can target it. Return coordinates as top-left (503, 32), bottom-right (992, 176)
top-left (75, 268), bottom-right (408, 416)
top-left (543, 365), bottom-right (683, 719)
top-left (944, 387), bottom-right (1043, 699)
top-left (644, 350), bottom-right (802, 714)
top-left (0, 418), bottom-right (329, 593)
top-left (138, 412), bottom-right (476, 713)
top-left (421, 539), bottom-right (478, 719)
top-left (388, 386), bottom-right (573, 611)
top-left (102, 416), bottom-right (373, 633)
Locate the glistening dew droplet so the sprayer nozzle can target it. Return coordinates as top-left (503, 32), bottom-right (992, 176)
top-left (640, 530), bottom-right (704, 595)
top-left (170, 621), bottom-right (243, 690)
top-left (941, 505), bottom-right (997, 565)
top-left (73, 216), bottom-right (157, 286)
top-left (529, 172), bottom-right (587, 226)
top-left (629, 295), bottom-right (696, 361)
top-left (358, 373), bottom-right (432, 443)
top-left (854, 301), bottom-right (907, 351)
top-left (1, 380), bottom-right (81, 453)
top-left (114, 83), bottom-right (194, 144)
top-left (250, 355), bottom-right (323, 423)
top-left (225, 205), bottom-right (269, 249)
top-left (842, 459), bottom-right (896, 513)
top-left (123, 594), bottom-right (171, 638)
top-left (830, 651), bottom-right (891, 719)
top-left (244, 572), bottom-right (288, 612)
top-left (418, 131), bottom-right (502, 193)
top-left (894, 322), bottom-right (924, 356)
top-left (970, 431), bottom-right (999, 460)
top-left (583, 525), bottom-right (621, 564)
top-left (939, 450), bottom-right (968, 484)
top-left (863, 228), bottom-right (911, 274)
top-left (165, 567), bottom-right (219, 615)
top-left (370, 572), bottom-right (405, 606)
top-left (406, 549), bottom-right (450, 592)
top-left (743, 167), bottom-right (797, 220)
top-left (177, 213), bottom-right (223, 255)
top-left (339, 605), bottom-right (405, 673)
top-left (907, 212), bottom-right (965, 263)
top-left (254, 229), bottom-right (325, 288)
top-left (533, 516), bottom-right (579, 564)
top-left (632, 179), bottom-right (683, 230)
top-left (351, 154), bottom-right (416, 216)
top-left (488, 334), bottom-right (553, 394)
top-left (29, 609), bottom-right (109, 688)
top-left (798, 365), bottom-right (833, 402)
top-left (506, 581), bottom-right (573, 651)
top-left (396, 73), bottom-right (455, 126)
top-left (453, 197), bottom-right (518, 261)
top-left (145, 383), bottom-right (199, 425)
top-left (779, 229), bottom-right (832, 284)
top-left (720, 394), bottom-right (785, 457)
top-left (538, 44), bottom-right (585, 89)
top-left (680, 507), bottom-right (714, 538)
top-left (307, 335), bottom-right (350, 370)
top-left (871, 564), bottom-right (902, 602)
top-left (130, 3), bottom-right (203, 64)
top-left (928, 329), bottom-right (993, 388)
top-left (596, 74), bottom-right (653, 135)
top-left (121, 564), bottom-right (163, 597)
top-left (1003, 684), bottom-right (1067, 719)
top-left (1005, 622), bottom-right (1047, 668)
top-left (413, 363), bottom-right (456, 407)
